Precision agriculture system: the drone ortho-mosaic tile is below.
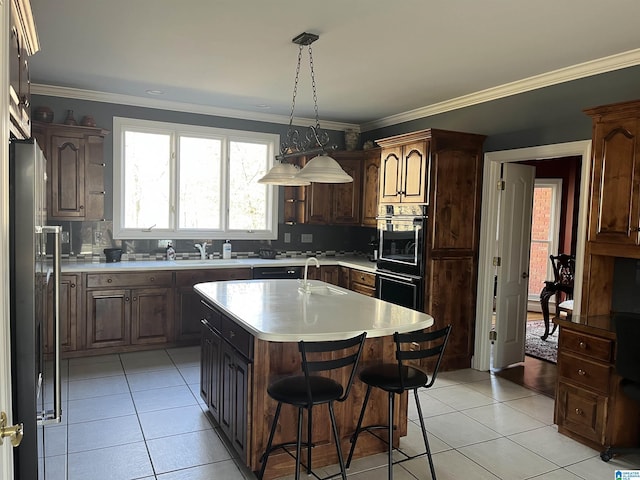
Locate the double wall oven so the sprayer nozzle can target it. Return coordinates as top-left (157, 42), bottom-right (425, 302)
top-left (376, 204), bottom-right (426, 311)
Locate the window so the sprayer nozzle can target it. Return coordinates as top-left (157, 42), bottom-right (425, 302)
top-left (528, 179), bottom-right (562, 300)
top-left (113, 117), bottom-right (278, 240)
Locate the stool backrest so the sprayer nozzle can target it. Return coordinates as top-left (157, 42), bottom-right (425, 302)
top-left (299, 332), bottom-right (367, 405)
top-left (394, 325), bottom-right (452, 390)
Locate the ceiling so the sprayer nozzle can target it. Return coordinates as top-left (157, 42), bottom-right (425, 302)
top-left (28, 0), bottom-right (640, 131)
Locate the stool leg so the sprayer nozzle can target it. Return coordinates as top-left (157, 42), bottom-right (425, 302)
top-left (258, 402), bottom-right (282, 480)
top-left (346, 384), bottom-right (372, 468)
top-left (414, 389), bottom-right (436, 480)
top-left (307, 406), bottom-right (313, 474)
top-left (295, 407), bottom-right (303, 480)
top-left (388, 391), bottom-right (395, 480)
top-left (328, 402), bottom-right (347, 480)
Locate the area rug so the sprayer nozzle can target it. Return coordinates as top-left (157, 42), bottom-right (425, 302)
top-left (525, 320), bottom-right (558, 363)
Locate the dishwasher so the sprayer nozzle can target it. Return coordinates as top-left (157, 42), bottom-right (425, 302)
top-left (252, 266), bottom-right (304, 279)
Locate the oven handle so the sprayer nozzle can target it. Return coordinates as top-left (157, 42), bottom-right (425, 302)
top-left (377, 270), bottom-right (422, 284)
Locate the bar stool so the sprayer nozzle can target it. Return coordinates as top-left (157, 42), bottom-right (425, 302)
top-left (258, 332), bottom-right (367, 480)
top-left (346, 325), bottom-right (451, 480)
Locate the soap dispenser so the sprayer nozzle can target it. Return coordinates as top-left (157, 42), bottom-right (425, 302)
top-left (222, 240), bottom-right (232, 259)
top-left (166, 242), bottom-right (176, 261)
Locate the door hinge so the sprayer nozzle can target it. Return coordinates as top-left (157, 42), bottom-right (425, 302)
top-left (493, 256), bottom-right (501, 267)
top-left (497, 180), bottom-right (505, 190)
top-left (489, 330), bottom-right (497, 342)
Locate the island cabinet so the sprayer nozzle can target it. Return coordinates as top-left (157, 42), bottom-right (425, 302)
top-left (350, 269), bottom-right (376, 297)
top-left (32, 122), bottom-right (109, 222)
top-left (44, 273), bottom-right (79, 355)
top-left (378, 129), bottom-right (486, 370)
top-left (84, 272), bottom-right (173, 350)
top-left (555, 318), bottom-right (640, 450)
top-left (9, 0), bottom-right (39, 139)
top-left (175, 268), bottom-right (251, 343)
top-left (200, 302), bottom-right (253, 462)
top-left (581, 100), bottom-right (640, 316)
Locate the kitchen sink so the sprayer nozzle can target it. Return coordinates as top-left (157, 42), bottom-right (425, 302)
top-left (298, 285), bottom-right (347, 296)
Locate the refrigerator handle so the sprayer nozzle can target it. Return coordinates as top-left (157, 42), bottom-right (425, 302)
top-left (41, 226), bottom-right (62, 423)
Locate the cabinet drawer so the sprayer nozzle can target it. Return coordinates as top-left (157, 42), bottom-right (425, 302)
top-left (200, 300), bottom-right (222, 332)
top-left (556, 381), bottom-right (608, 445)
top-left (176, 268), bottom-right (251, 285)
top-left (220, 315), bottom-right (253, 360)
top-left (86, 272), bottom-right (173, 288)
top-left (558, 352), bottom-right (611, 394)
top-left (351, 282), bottom-right (376, 297)
top-left (350, 270), bottom-right (376, 288)
top-left (562, 329), bottom-right (613, 362)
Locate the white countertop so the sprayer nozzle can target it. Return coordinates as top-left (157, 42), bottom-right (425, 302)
top-left (60, 256), bottom-right (378, 274)
top-left (194, 279), bottom-right (434, 342)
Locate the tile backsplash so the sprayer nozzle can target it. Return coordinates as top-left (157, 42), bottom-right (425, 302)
top-left (49, 220), bottom-right (376, 262)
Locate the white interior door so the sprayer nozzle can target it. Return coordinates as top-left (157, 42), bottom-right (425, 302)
top-left (493, 163), bottom-right (536, 368)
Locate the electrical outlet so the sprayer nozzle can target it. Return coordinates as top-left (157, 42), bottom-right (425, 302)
top-left (301, 233), bottom-right (313, 243)
top-left (284, 233), bottom-right (291, 243)
top-left (61, 231), bottom-right (69, 244)
top-left (94, 230), bottom-right (103, 244)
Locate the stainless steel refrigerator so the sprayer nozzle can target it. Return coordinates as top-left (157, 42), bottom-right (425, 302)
top-left (9, 139), bottom-right (62, 480)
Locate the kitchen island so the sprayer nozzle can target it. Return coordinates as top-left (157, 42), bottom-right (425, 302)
top-left (194, 279), bottom-right (434, 479)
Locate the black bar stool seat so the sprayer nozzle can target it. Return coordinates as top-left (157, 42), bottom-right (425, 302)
top-left (346, 325), bottom-right (451, 480)
top-left (257, 332), bottom-right (367, 480)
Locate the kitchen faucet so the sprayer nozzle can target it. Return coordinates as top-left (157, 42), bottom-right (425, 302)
top-left (194, 242), bottom-right (208, 260)
top-left (302, 257), bottom-right (320, 292)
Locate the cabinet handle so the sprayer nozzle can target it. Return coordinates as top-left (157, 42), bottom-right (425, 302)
top-left (229, 330), bottom-right (235, 339)
top-left (578, 369), bottom-right (586, 376)
top-left (579, 341), bottom-right (586, 349)
top-left (575, 408), bottom-right (583, 416)
top-left (132, 297), bottom-right (137, 302)
top-left (285, 221), bottom-right (297, 225)
top-left (107, 278), bottom-right (112, 283)
top-left (149, 277), bottom-right (155, 282)
top-left (125, 297), bottom-right (130, 302)
top-left (79, 205), bottom-right (84, 210)
top-left (70, 283), bottom-right (76, 288)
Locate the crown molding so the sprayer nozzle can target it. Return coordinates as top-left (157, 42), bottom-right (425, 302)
top-left (30, 84), bottom-right (359, 132)
top-left (360, 48), bottom-right (640, 132)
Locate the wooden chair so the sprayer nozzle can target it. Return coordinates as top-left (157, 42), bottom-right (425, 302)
top-left (539, 254), bottom-right (575, 340)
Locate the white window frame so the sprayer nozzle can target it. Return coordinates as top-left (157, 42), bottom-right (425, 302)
top-left (528, 178), bottom-right (562, 302)
top-left (112, 117), bottom-right (279, 240)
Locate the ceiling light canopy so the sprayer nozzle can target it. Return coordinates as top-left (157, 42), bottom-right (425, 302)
top-left (258, 32), bottom-right (352, 186)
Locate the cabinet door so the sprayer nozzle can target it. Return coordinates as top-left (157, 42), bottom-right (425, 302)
top-left (361, 149), bottom-right (380, 226)
top-left (86, 289), bottom-right (130, 349)
top-left (176, 287), bottom-right (208, 342)
top-left (556, 382), bottom-right (608, 445)
top-left (589, 118), bottom-right (640, 245)
top-left (232, 354), bottom-right (250, 460)
top-left (49, 135), bottom-right (85, 219)
top-left (401, 141), bottom-right (428, 203)
top-left (380, 146), bottom-right (402, 202)
top-left (220, 343), bottom-right (235, 436)
top-left (339, 267), bottom-right (350, 288)
top-left (332, 158), bottom-right (362, 224)
top-left (45, 273), bottom-right (79, 353)
top-left (131, 287), bottom-right (173, 345)
top-left (200, 323), bottom-right (221, 422)
top-left (320, 266), bottom-right (340, 285)
top-left (306, 182), bottom-right (332, 224)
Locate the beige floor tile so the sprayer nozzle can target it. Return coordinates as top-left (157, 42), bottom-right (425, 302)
top-left (426, 384), bottom-right (497, 410)
top-left (68, 375), bottom-right (129, 401)
top-left (509, 425), bottom-right (600, 466)
top-left (423, 411), bottom-right (501, 448)
top-left (139, 404), bottom-right (214, 439)
top-left (132, 384), bottom-right (199, 413)
top-left (404, 449), bottom-right (500, 480)
top-left (126, 367), bottom-right (185, 391)
top-left (66, 392), bottom-right (136, 424)
top-left (156, 459), bottom-right (245, 479)
top-left (67, 441), bottom-right (153, 480)
top-left (462, 402), bottom-right (546, 436)
top-left (67, 414), bottom-right (143, 453)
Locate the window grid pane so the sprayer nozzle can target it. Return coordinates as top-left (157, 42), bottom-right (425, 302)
top-left (228, 141), bottom-right (269, 231)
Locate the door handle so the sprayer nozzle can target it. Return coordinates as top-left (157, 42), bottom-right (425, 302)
top-left (0, 412), bottom-right (23, 447)
top-left (522, 272), bottom-right (529, 279)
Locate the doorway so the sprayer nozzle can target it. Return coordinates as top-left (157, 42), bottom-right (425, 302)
top-left (472, 140), bottom-right (591, 375)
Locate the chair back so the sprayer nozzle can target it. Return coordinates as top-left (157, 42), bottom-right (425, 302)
top-left (613, 314), bottom-right (640, 385)
top-left (550, 254), bottom-right (575, 295)
top-left (299, 332), bottom-right (367, 404)
top-left (394, 325), bottom-right (452, 390)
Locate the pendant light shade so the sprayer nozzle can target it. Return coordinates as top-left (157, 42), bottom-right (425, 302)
top-left (258, 162), bottom-right (311, 186)
top-left (295, 155), bottom-right (353, 183)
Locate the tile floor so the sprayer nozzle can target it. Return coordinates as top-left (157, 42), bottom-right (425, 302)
top-left (39, 346), bottom-right (640, 480)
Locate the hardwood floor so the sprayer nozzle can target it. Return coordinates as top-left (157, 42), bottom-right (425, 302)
top-left (494, 355), bottom-right (557, 398)
top-left (493, 310), bottom-right (557, 399)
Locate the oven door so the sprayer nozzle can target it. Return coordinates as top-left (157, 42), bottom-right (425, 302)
top-left (376, 270), bottom-right (423, 311)
top-left (376, 215), bottom-right (425, 276)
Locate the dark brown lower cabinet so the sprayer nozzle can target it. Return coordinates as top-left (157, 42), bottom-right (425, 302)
top-left (200, 302), bottom-right (252, 462)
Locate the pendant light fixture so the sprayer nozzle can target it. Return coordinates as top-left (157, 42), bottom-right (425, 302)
top-left (258, 32), bottom-right (352, 185)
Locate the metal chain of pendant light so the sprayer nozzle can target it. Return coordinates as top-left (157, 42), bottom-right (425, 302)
top-left (258, 32), bottom-right (353, 185)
